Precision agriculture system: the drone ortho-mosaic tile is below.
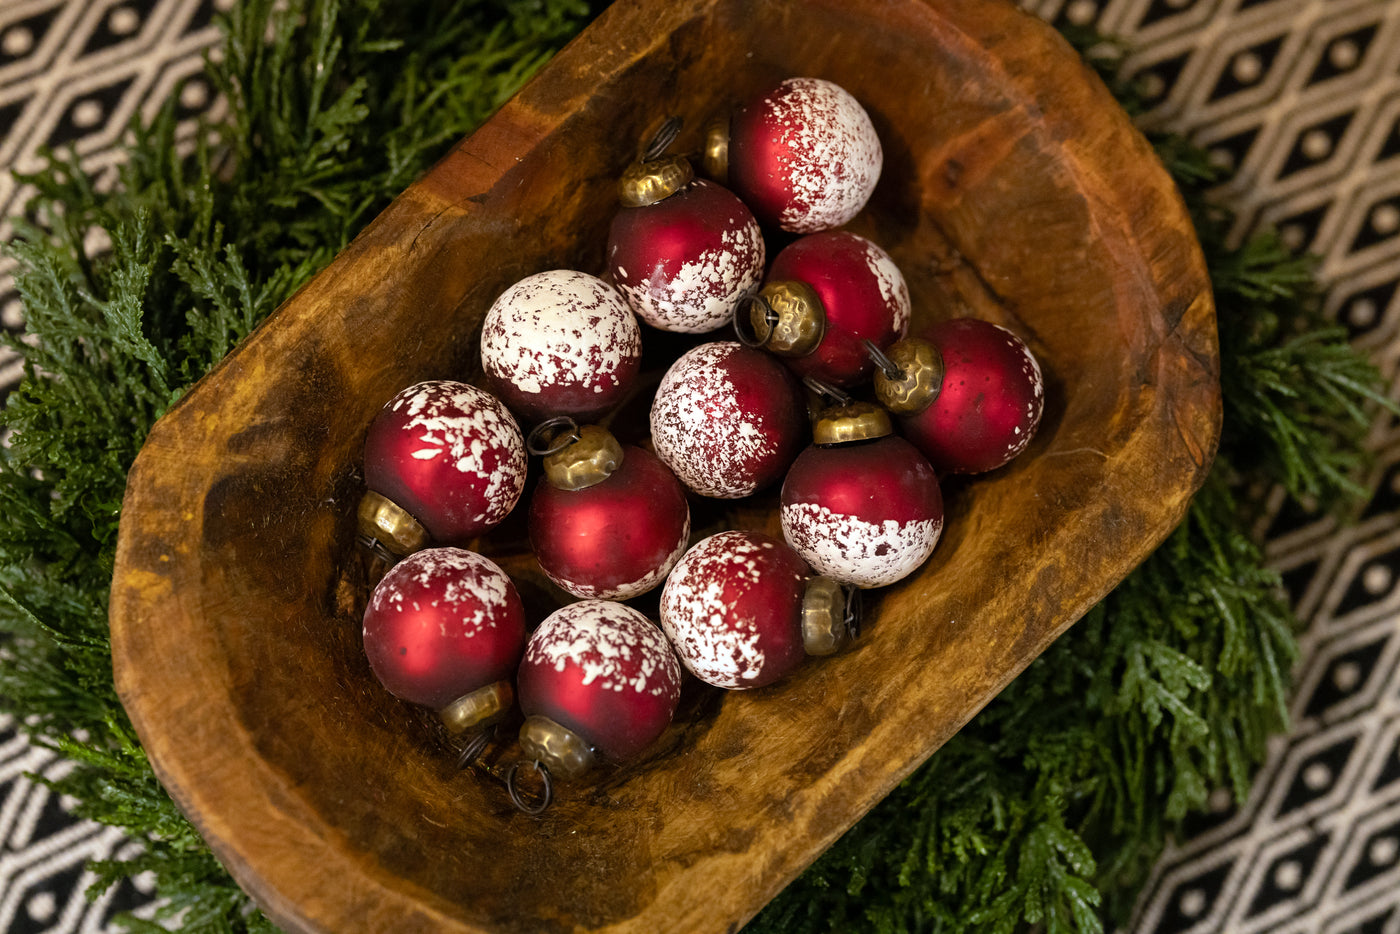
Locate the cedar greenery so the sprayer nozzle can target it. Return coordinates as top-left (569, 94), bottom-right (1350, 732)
top-left (0, 2), bottom-right (1386, 932)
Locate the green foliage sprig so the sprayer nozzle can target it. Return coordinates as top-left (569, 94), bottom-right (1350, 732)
top-left (0, 4), bottom-right (1388, 933)
top-left (1, 1), bottom-right (588, 929)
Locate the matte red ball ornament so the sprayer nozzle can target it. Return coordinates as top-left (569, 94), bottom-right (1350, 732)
top-left (361, 380), bottom-right (527, 549)
top-left (362, 547), bottom-right (527, 732)
top-left (608, 178), bottom-right (765, 334)
top-left (660, 530), bottom-right (853, 690)
top-left (894, 319), bottom-right (1045, 474)
top-left (754, 230), bottom-right (911, 387)
top-left (517, 600), bottom-right (681, 763)
top-left (725, 77), bottom-right (883, 233)
top-left (480, 269), bottom-right (642, 422)
top-left (528, 423), bottom-right (690, 600)
top-left (649, 341), bottom-right (807, 498)
top-left (781, 403), bottom-right (943, 589)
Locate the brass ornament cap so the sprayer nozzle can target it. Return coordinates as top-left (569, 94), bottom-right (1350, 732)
top-left (702, 114), bottom-right (730, 184)
top-left (357, 490), bottom-right (429, 556)
top-left (743, 281), bottom-right (826, 357)
top-left (873, 338), bottom-right (944, 415)
top-left (813, 401), bottom-right (893, 445)
top-left (619, 154), bottom-right (695, 208)
top-left (518, 715), bottom-right (597, 780)
top-left (438, 680), bottom-right (514, 735)
top-left (541, 423), bottom-right (624, 491)
top-left (801, 576), bottom-right (854, 657)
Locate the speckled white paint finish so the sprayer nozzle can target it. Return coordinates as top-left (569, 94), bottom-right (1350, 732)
top-left (387, 380), bottom-right (525, 528)
top-left (781, 503), bottom-right (942, 589)
top-left (615, 221), bottom-right (765, 334)
top-left (860, 236), bottom-right (911, 338)
top-left (649, 342), bottom-right (782, 498)
top-left (1003, 325), bottom-right (1045, 462)
top-left (368, 548), bottom-right (514, 638)
top-left (768, 77), bottom-right (882, 233)
top-left (480, 269), bottom-right (641, 400)
top-left (525, 601), bottom-right (680, 697)
top-left (659, 532), bottom-right (796, 689)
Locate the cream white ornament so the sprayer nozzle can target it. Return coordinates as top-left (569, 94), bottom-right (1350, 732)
top-left (480, 269), bottom-right (642, 422)
top-left (648, 342), bottom-right (807, 499)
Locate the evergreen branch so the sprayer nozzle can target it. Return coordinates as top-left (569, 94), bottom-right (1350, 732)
top-left (0, 579), bottom-right (106, 650)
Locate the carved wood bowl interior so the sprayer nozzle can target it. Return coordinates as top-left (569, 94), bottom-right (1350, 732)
top-left (109, 0), bottom-right (1221, 931)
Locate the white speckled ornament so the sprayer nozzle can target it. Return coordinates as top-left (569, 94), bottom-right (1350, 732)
top-left (659, 530), bottom-right (812, 690)
top-left (727, 76), bottom-right (883, 234)
top-left (362, 380), bottom-right (527, 545)
top-left (528, 426), bottom-right (691, 601)
top-left (608, 179), bottom-right (765, 333)
top-left (649, 341), bottom-right (807, 499)
top-left (362, 547), bottom-right (527, 711)
top-left (760, 230), bottom-right (911, 387)
top-left (516, 600), bottom-right (681, 762)
top-left (780, 405), bottom-right (943, 589)
top-left (480, 269), bottom-right (642, 422)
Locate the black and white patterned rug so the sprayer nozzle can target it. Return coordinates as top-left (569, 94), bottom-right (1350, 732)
top-left (1, 0), bottom-right (1398, 930)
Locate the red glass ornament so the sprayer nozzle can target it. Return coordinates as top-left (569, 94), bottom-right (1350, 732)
top-left (766, 230), bottom-right (910, 387)
top-left (608, 179), bottom-right (765, 334)
top-left (659, 530), bottom-right (811, 689)
top-left (516, 600), bottom-right (681, 762)
top-left (529, 444), bottom-right (690, 600)
top-left (362, 547), bottom-right (527, 710)
top-left (728, 76), bottom-right (883, 233)
top-left (649, 341), bottom-right (807, 498)
top-left (781, 433), bottom-right (943, 589)
top-left (899, 319), bottom-right (1045, 474)
top-left (362, 380), bottom-right (527, 544)
top-left (480, 269), bottom-right (642, 422)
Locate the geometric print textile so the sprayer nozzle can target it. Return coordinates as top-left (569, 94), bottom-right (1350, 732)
top-left (0, 0), bottom-right (228, 399)
top-left (0, 712), bottom-right (159, 931)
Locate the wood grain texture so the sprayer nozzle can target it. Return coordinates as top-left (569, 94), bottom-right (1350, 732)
top-left (109, 0), bottom-right (1221, 931)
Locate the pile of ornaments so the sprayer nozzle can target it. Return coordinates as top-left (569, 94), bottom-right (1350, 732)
top-left (354, 77), bottom-right (1045, 813)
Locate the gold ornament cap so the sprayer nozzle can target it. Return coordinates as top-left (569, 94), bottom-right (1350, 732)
top-left (872, 338), bottom-right (945, 415)
top-left (702, 114), bottom-right (730, 184)
top-left (801, 576), bottom-right (857, 656)
top-left (519, 715), bottom-right (597, 780)
top-left (358, 490), bottom-right (429, 557)
top-left (739, 281), bottom-right (826, 357)
top-left (533, 421), bottom-right (623, 491)
top-left (438, 680), bottom-right (513, 735)
top-left (813, 401), bottom-right (894, 445)
top-left (618, 154), bottom-right (694, 208)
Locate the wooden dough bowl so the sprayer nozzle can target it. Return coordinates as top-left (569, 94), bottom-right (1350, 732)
top-left (110, 0), bottom-right (1221, 931)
